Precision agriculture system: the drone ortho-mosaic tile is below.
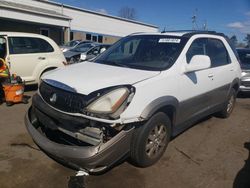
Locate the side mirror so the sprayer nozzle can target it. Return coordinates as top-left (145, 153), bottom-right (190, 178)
top-left (185, 55), bottom-right (211, 73)
top-left (100, 48), bottom-right (106, 53)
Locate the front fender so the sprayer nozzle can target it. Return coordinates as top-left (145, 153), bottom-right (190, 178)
top-left (140, 96), bottom-right (179, 120)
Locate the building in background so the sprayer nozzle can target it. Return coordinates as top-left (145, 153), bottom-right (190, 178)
top-left (0, 0), bottom-right (158, 44)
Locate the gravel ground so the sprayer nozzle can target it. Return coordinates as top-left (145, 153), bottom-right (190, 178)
top-left (0, 91), bottom-right (249, 188)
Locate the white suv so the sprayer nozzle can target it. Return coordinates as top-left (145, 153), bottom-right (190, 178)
top-left (25, 31), bottom-right (241, 174)
top-left (0, 32), bottom-right (66, 84)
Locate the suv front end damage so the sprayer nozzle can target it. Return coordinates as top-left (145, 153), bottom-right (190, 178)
top-left (25, 94), bottom-right (135, 173)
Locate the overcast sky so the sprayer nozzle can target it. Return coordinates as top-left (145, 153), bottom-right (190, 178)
top-left (53, 0), bottom-right (250, 42)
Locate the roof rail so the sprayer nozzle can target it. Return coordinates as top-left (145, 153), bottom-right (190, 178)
top-left (161, 30), bottom-right (226, 36)
top-left (129, 32), bottom-right (145, 36)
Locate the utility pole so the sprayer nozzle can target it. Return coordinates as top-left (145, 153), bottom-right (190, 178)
top-left (192, 8), bottom-right (198, 30)
top-left (203, 20), bottom-right (207, 30)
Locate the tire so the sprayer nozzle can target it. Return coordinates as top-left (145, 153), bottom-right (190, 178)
top-left (216, 89), bottom-right (236, 118)
top-left (69, 57), bottom-right (76, 64)
top-left (130, 112), bottom-right (171, 167)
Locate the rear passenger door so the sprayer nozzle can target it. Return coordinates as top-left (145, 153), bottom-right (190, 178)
top-left (206, 38), bottom-right (234, 107)
top-left (7, 37), bottom-right (53, 83)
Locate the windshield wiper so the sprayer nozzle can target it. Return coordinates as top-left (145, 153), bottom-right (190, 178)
top-left (97, 60), bottom-right (129, 68)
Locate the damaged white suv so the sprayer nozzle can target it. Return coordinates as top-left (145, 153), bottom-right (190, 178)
top-left (25, 31), bottom-right (241, 174)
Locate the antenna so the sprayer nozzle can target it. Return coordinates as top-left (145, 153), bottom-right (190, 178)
top-left (161, 26), bottom-right (166, 33)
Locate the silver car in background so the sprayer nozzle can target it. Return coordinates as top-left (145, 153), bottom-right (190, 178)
top-left (237, 48), bottom-right (250, 92)
top-left (64, 43), bottom-right (96, 64)
top-left (80, 44), bottom-right (111, 61)
top-left (60, 40), bottom-right (81, 52)
top-left (60, 40), bottom-right (94, 53)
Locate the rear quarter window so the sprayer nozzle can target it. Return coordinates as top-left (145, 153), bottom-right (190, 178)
top-left (8, 37), bottom-right (54, 54)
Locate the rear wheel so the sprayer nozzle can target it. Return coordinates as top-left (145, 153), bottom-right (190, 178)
top-left (130, 112), bottom-right (171, 167)
top-left (216, 89), bottom-right (236, 118)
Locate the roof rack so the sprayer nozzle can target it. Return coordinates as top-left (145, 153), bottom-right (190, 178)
top-left (161, 30), bottom-right (226, 37)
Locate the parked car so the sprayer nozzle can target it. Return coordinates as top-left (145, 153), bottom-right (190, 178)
top-left (60, 40), bottom-right (94, 53)
top-left (64, 43), bottom-right (96, 64)
top-left (80, 44), bottom-right (111, 61)
top-left (0, 32), bottom-right (66, 85)
top-left (236, 48), bottom-right (250, 92)
top-left (59, 40), bottom-right (81, 52)
top-left (26, 31), bottom-right (241, 174)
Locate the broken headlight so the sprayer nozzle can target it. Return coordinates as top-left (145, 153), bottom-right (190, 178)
top-left (86, 86), bottom-right (135, 118)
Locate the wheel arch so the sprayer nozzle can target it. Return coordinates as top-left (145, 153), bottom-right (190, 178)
top-left (140, 96), bottom-right (179, 127)
top-left (229, 77), bottom-right (240, 94)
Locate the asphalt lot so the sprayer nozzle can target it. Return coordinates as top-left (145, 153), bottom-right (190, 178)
top-left (0, 90), bottom-right (250, 188)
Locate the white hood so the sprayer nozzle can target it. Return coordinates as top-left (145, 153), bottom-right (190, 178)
top-left (42, 62), bottom-right (160, 95)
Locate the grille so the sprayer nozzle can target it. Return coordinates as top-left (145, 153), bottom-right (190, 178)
top-left (241, 81), bottom-right (250, 87)
top-left (39, 81), bottom-right (87, 113)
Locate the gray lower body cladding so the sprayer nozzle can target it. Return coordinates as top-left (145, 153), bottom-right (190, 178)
top-left (25, 94), bottom-right (134, 173)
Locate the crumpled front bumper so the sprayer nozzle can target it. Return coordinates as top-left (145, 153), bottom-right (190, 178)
top-left (25, 96), bottom-right (135, 174)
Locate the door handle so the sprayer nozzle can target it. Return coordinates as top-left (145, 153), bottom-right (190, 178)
top-left (208, 74), bottom-right (214, 78)
top-left (38, 57), bottom-right (46, 60)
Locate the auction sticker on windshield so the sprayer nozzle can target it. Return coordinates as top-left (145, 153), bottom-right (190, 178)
top-left (158, 38), bottom-right (181, 43)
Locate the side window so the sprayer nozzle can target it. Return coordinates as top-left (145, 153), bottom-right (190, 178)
top-left (0, 37), bottom-right (7, 59)
top-left (87, 46), bottom-right (100, 55)
top-left (8, 37), bottom-right (54, 54)
top-left (207, 39), bottom-right (230, 67)
top-left (186, 38), bottom-right (208, 63)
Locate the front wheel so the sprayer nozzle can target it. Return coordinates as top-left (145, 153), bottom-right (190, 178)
top-left (130, 112), bottom-right (171, 167)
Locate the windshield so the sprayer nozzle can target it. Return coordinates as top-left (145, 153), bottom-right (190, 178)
top-left (64, 40), bottom-right (79, 47)
top-left (237, 50), bottom-right (250, 69)
top-left (72, 43), bottom-right (94, 52)
top-left (94, 35), bottom-right (187, 71)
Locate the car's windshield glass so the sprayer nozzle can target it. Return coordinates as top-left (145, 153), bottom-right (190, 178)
top-left (72, 43), bottom-right (93, 52)
top-left (64, 40), bottom-right (79, 47)
top-left (237, 50), bottom-right (250, 69)
top-left (94, 35), bottom-right (187, 71)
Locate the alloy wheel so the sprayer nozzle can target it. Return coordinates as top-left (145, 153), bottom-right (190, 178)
top-left (145, 124), bottom-right (167, 158)
top-left (227, 95), bottom-right (235, 114)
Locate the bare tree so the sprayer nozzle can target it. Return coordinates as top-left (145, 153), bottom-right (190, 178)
top-left (230, 35), bottom-right (238, 47)
top-left (244, 34), bottom-right (250, 48)
top-left (118, 6), bottom-right (137, 20)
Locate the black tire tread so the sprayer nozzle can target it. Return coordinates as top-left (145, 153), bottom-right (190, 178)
top-left (130, 112), bottom-right (171, 167)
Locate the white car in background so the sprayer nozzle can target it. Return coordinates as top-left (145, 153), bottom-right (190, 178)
top-left (0, 32), bottom-right (66, 85)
